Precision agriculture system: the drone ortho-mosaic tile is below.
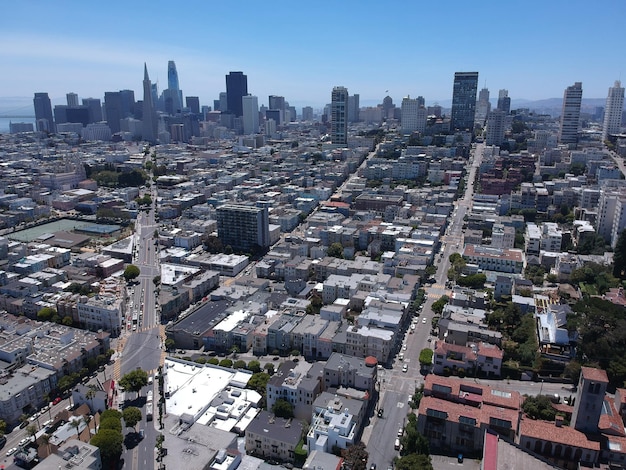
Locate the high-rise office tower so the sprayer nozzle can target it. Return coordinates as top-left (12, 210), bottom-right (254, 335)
top-left (33, 92), bottom-right (55, 133)
top-left (142, 63), bottom-right (157, 143)
top-left (66, 92), bottom-right (79, 107)
top-left (218, 92), bottom-right (228, 112)
top-left (475, 87), bottom-right (491, 126)
top-left (186, 96), bottom-right (200, 114)
top-left (104, 92), bottom-right (122, 133)
top-left (268, 95), bottom-right (285, 124)
top-left (242, 95), bottom-right (259, 135)
top-left (225, 72), bottom-right (248, 117)
top-left (558, 82), bottom-right (583, 145)
top-left (451, 72), bottom-right (479, 131)
top-left (216, 204), bottom-right (270, 253)
top-left (497, 89), bottom-right (511, 114)
top-left (416, 96), bottom-right (425, 108)
top-left (166, 60), bottom-right (183, 115)
top-left (348, 94), bottom-right (360, 123)
top-left (485, 110), bottom-right (507, 146)
top-left (401, 96), bottom-right (426, 134)
top-left (119, 90), bottom-right (135, 118)
top-left (82, 98), bottom-right (103, 123)
top-left (602, 80), bottom-right (624, 141)
top-left (331, 86), bottom-right (348, 145)
top-left (302, 106), bottom-right (314, 121)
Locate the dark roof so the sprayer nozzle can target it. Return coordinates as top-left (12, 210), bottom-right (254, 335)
top-left (245, 410), bottom-right (303, 446)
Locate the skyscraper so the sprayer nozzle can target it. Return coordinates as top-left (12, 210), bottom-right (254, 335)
top-left (225, 72), bottom-right (248, 117)
top-left (451, 72), bottom-right (479, 131)
top-left (66, 92), bottom-right (79, 107)
top-left (142, 63), bottom-right (157, 143)
top-left (485, 110), bottom-right (507, 146)
top-left (82, 98), bottom-right (103, 123)
top-left (497, 89), bottom-right (511, 114)
top-left (348, 94), bottom-right (360, 123)
top-left (602, 80), bottom-right (624, 141)
top-left (302, 106), bottom-right (314, 121)
top-left (268, 95), bottom-right (285, 124)
top-left (166, 60), bottom-right (183, 115)
top-left (104, 92), bottom-right (123, 133)
top-left (331, 86), bottom-right (348, 145)
top-left (216, 204), bottom-right (270, 253)
top-left (186, 96), bottom-right (200, 114)
top-left (401, 96), bottom-right (426, 134)
top-left (242, 95), bottom-right (259, 135)
top-left (475, 87), bottom-right (491, 126)
top-left (558, 82), bottom-right (583, 145)
top-left (33, 92), bottom-right (55, 133)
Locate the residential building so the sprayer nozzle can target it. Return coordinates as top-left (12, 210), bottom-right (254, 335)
top-left (497, 89), bottom-right (511, 113)
top-left (558, 82), bottom-right (583, 145)
top-left (216, 204), bottom-right (270, 253)
top-left (323, 353), bottom-right (377, 393)
top-left (462, 244), bottom-right (524, 274)
top-left (331, 86), bottom-right (348, 146)
top-left (485, 110), bottom-right (506, 146)
top-left (401, 96), bottom-right (426, 134)
top-left (245, 410), bottom-right (304, 463)
top-left (307, 392), bottom-right (365, 452)
top-left (451, 72), bottom-right (479, 131)
top-left (432, 340), bottom-right (503, 377)
top-left (602, 80), bottom-right (625, 141)
top-left (266, 360), bottom-right (324, 420)
top-left (76, 294), bottom-right (124, 336)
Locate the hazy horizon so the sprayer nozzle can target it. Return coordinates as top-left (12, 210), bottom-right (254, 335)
top-left (1, 0), bottom-right (624, 114)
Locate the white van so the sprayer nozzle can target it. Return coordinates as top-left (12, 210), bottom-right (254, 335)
top-left (394, 438), bottom-right (401, 450)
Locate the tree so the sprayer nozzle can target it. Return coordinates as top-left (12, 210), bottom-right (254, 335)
top-left (424, 265), bottom-right (437, 277)
top-left (164, 338), bottom-right (175, 351)
top-left (69, 419), bottom-right (81, 438)
top-left (247, 360), bottom-right (261, 373)
top-left (153, 275), bottom-right (161, 287)
top-left (119, 369), bottom-right (148, 397)
top-left (123, 264), bottom-right (140, 282)
top-left (264, 363), bottom-right (275, 375)
top-left (272, 398), bottom-right (294, 418)
top-left (522, 395), bottom-right (556, 421)
top-left (91, 428), bottom-right (124, 463)
top-left (99, 417), bottom-right (122, 432)
top-left (419, 348), bottom-right (434, 365)
top-left (37, 307), bottom-right (57, 322)
top-left (86, 386), bottom-right (97, 411)
top-left (431, 295), bottom-right (449, 315)
top-left (233, 360), bottom-right (247, 370)
top-left (395, 454), bottom-right (433, 470)
top-left (26, 424), bottom-right (38, 440)
top-left (219, 358), bottom-right (233, 368)
top-left (327, 242), bottom-right (344, 259)
top-left (341, 442), bottom-right (368, 470)
top-left (0, 419), bottom-right (6, 437)
top-left (122, 407), bottom-right (142, 429)
top-left (614, 229), bottom-right (626, 278)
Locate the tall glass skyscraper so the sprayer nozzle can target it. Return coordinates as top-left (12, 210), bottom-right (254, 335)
top-left (166, 60), bottom-right (183, 115)
top-left (331, 86), bottom-right (348, 145)
top-left (225, 72), bottom-right (248, 117)
top-left (451, 72), bottom-right (479, 132)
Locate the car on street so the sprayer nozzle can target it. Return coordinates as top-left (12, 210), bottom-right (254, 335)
top-left (53, 397), bottom-right (61, 405)
top-left (402, 344), bottom-right (407, 351)
top-left (410, 324), bottom-right (415, 331)
top-left (422, 317), bottom-right (427, 324)
top-left (6, 447), bottom-right (17, 457)
top-left (402, 364), bottom-right (408, 373)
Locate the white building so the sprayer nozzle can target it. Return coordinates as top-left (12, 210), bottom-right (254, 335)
top-left (242, 95), bottom-right (259, 135)
top-left (76, 294), bottom-right (124, 336)
top-left (558, 82), bottom-right (583, 145)
top-left (401, 96), bottom-right (427, 134)
top-left (602, 80), bottom-right (624, 141)
top-left (486, 109), bottom-right (507, 146)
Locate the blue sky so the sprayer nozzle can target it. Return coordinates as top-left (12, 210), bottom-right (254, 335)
top-left (1, 0), bottom-right (625, 112)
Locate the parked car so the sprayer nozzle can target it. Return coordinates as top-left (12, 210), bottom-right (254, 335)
top-left (6, 447), bottom-right (17, 457)
top-left (53, 397), bottom-right (62, 405)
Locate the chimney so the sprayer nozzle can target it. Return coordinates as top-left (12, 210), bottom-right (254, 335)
top-left (555, 415), bottom-right (564, 427)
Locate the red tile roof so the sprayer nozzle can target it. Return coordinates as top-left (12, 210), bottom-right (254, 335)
top-left (598, 398), bottom-right (625, 437)
top-left (419, 395), bottom-right (519, 430)
top-left (423, 374), bottom-right (522, 410)
top-left (519, 417), bottom-right (600, 450)
top-left (581, 366), bottom-right (609, 383)
top-left (483, 431), bottom-right (498, 470)
top-left (478, 343), bottom-right (504, 359)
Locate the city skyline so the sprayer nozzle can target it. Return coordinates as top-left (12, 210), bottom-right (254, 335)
top-left (0, 0), bottom-right (625, 113)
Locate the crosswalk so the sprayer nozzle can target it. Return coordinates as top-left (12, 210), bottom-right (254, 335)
top-left (112, 325), bottom-right (167, 382)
